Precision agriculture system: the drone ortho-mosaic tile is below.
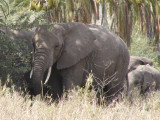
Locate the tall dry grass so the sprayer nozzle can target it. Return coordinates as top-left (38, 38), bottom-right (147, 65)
top-left (0, 85), bottom-right (160, 120)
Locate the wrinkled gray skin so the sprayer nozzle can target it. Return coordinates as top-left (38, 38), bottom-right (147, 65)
top-left (0, 27), bottom-right (35, 51)
top-left (24, 65), bottom-right (63, 99)
top-left (31, 22), bottom-right (130, 99)
top-left (128, 56), bottom-right (154, 72)
top-left (128, 64), bottom-right (160, 94)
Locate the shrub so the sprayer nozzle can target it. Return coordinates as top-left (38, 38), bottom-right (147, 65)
top-left (0, 32), bottom-right (31, 90)
top-left (130, 28), bottom-right (160, 70)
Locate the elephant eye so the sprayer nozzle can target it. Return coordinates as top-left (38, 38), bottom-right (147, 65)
top-left (55, 44), bottom-right (59, 48)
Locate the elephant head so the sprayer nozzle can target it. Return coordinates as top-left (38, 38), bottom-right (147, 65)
top-left (30, 26), bottom-right (63, 95)
top-left (128, 56), bottom-right (154, 72)
top-left (128, 64), bottom-right (160, 94)
top-left (30, 23), bottom-right (96, 95)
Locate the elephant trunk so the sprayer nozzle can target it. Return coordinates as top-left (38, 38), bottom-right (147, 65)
top-left (31, 50), bottom-right (49, 95)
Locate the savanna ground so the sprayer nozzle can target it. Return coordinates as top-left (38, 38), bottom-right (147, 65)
top-left (1, 28), bottom-right (160, 120)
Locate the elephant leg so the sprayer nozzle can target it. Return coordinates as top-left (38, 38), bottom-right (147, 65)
top-left (141, 72), bottom-right (153, 93)
top-left (43, 64), bottom-right (63, 99)
top-left (45, 67), bottom-right (63, 99)
top-left (105, 57), bottom-right (128, 98)
top-left (60, 60), bottom-right (86, 91)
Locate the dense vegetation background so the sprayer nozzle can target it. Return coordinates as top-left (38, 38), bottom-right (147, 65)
top-left (0, 0), bottom-right (160, 119)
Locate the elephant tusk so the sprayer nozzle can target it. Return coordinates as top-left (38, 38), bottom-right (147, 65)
top-left (30, 69), bottom-right (33, 79)
top-left (44, 66), bottom-right (52, 85)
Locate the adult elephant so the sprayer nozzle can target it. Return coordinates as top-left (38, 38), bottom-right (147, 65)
top-left (30, 22), bottom-right (130, 99)
top-left (128, 64), bottom-right (160, 94)
top-left (128, 56), bottom-right (154, 72)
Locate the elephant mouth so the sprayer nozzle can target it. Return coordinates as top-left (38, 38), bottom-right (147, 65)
top-left (30, 66), bottom-right (52, 85)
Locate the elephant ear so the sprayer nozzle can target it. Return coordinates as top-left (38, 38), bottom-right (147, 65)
top-left (140, 57), bottom-right (153, 66)
top-left (57, 23), bottom-right (96, 70)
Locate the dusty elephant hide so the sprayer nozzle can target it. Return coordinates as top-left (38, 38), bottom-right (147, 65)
top-left (30, 22), bottom-right (130, 100)
top-left (24, 64), bottom-right (63, 99)
top-left (128, 56), bottom-right (154, 72)
top-left (128, 64), bottom-right (160, 94)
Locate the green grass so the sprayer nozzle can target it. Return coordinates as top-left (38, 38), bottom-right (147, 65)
top-left (130, 28), bottom-right (160, 70)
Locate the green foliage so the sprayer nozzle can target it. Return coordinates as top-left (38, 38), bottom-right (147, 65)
top-left (29, 0), bottom-right (97, 24)
top-left (6, 10), bottom-right (45, 29)
top-left (13, 0), bottom-right (30, 7)
top-left (0, 0), bottom-right (45, 29)
top-left (130, 27), bottom-right (160, 69)
top-left (0, 32), bottom-right (31, 87)
top-left (0, 0), bottom-right (9, 25)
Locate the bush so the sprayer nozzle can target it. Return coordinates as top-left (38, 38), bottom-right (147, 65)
top-left (0, 32), bottom-right (31, 89)
top-left (130, 28), bottom-right (160, 70)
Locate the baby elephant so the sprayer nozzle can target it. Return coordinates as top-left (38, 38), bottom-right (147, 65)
top-left (128, 64), bottom-right (160, 94)
top-left (128, 56), bottom-right (154, 72)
